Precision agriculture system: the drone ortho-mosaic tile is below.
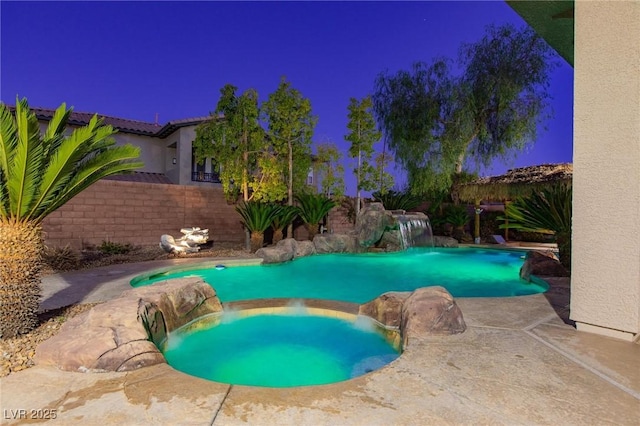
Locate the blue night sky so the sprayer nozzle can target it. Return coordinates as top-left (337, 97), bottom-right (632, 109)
top-left (1, 1), bottom-right (573, 195)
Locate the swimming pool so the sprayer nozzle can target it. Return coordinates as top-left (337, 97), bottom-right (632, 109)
top-left (131, 247), bottom-right (547, 303)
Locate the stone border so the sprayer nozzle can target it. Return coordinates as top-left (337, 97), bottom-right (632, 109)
top-left (36, 279), bottom-right (466, 374)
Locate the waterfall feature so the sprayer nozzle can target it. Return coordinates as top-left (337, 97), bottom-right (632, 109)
top-left (397, 215), bottom-right (434, 249)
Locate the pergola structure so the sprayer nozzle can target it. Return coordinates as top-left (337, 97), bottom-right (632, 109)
top-left (507, 1), bottom-right (639, 341)
top-left (455, 163), bottom-right (572, 241)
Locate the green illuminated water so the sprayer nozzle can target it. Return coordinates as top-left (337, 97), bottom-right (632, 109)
top-left (132, 248), bottom-right (547, 302)
top-left (162, 313), bottom-right (400, 387)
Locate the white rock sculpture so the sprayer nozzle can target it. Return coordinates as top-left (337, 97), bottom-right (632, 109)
top-left (160, 227), bottom-right (209, 254)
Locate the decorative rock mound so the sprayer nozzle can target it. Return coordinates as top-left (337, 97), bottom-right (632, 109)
top-left (359, 286), bottom-right (466, 348)
top-left (520, 250), bottom-right (569, 281)
top-left (400, 286), bottom-right (466, 346)
top-left (432, 236), bottom-right (459, 248)
top-left (256, 238), bottom-right (317, 264)
top-left (313, 233), bottom-right (359, 254)
top-left (355, 203), bottom-right (396, 248)
top-left (256, 246), bottom-right (294, 264)
top-left (36, 278), bottom-right (222, 373)
top-left (359, 292), bottom-right (410, 328)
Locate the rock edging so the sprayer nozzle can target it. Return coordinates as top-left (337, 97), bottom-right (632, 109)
top-left (35, 278), bottom-right (222, 373)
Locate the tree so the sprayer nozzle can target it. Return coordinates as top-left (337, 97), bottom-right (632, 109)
top-left (193, 84), bottom-right (286, 203)
top-left (263, 77), bottom-right (317, 235)
top-left (315, 142), bottom-right (345, 198)
top-left (373, 24), bottom-right (556, 194)
top-left (374, 151), bottom-right (394, 195)
top-left (345, 96), bottom-right (381, 217)
top-left (0, 99), bottom-right (143, 338)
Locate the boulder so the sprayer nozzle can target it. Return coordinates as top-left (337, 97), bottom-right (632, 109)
top-left (433, 236), bottom-right (459, 248)
top-left (276, 238), bottom-right (298, 254)
top-left (294, 240), bottom-right (316, 258)
top-left (256, 246), bottom-right (294, 264)
top-left (355, 203), bottom-right (396, 248)
top-left (520, 250), bottom-right (569, 281)
top-left (378, 230), bottom-right (403, 252)
top-left (359, 292), bottom-right (411, 327)
top-left (36, 278), bottom-right (222, 373)
top-left (313, 233), bottom-right (359, 254)
top-left (401, 286), bottom-right (466, 346)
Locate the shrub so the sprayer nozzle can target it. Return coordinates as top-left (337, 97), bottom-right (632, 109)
top-left (501, 184), bottom-right (572, 269)
top-left (99, 240), bottom-right (133, 255)
top-left (42, 245), bottom-right (80, 271)
top-left (296, 194), bottom-right (337, 240)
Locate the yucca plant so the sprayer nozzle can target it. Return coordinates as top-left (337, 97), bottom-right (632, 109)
top-left (235, 201), bottom-right (282, 251)
top-left (0, 99), bottom-right (143, 338)
top-left (295, 193), bottom-right (336, 240)
top-left (271, 204), bottom-right (299, 244)
top-left (500, 184), bottom-right (572, 269)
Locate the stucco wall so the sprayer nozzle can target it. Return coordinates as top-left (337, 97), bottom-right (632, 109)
top-left (571, 0), bottom-right (640, 339)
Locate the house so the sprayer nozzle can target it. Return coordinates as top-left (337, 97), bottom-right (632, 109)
top-left (26, 106), bottom-right (323, 192)
top-left (25, 106), bottom-right (220, 186)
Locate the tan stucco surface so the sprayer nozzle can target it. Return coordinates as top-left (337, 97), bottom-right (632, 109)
top-left (571, 0), bottom-right (640, 339)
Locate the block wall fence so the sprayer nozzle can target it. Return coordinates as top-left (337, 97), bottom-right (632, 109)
top-left (42, 180), bottom-right (356, 250)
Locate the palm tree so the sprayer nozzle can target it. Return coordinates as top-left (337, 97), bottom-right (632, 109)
top-left (296, 193), bottom-right (337, 240)
top-left (235, 201), bottom-right (282, 251)
top-left (271, 204), bottom-right (299, 244)
top-left (0, 99), bottom-right (143, 338)
top-left (500, 184), bottom-right (572, 269)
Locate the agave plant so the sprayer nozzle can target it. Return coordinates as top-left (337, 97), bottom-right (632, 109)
top-left (500, 184), bottom-right (572, 269)
top-left (295, 193), bottom-right (337, 240)
top-left (235, 201), bottom-right (282, 251)
top-left (0, 99), bottom-right (143, 338)
top-left (270, 204), bottom-right (299, 244)
top-left (372, 189), bottom-right (422, 212)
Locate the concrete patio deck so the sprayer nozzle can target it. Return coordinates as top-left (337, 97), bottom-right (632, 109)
top-left (1, 257), bottom-right (638, 425)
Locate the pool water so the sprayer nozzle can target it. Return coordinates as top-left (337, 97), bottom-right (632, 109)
top-left (162, 312), bottom-right (400, 387)
top-left (132, 247), bottom-right (547, 303)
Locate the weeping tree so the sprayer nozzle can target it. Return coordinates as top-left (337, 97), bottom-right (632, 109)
top-left (0, 99), bottom-right (143, 338)
top-left (500, 184), bottom-right (572, 269)
top-left (373, 24), bottom-right (556, 194)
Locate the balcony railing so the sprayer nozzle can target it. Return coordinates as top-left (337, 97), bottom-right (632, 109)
top-left (191, 172), bottom-right (221, 183)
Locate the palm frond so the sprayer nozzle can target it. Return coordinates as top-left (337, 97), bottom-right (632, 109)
top-left (42, 103), bottom-right (71, 161)
top-left (271, 204), bottom-right (300, 231)
top-left (0, 103), bottom-right (19, 217)
top-left (27, 118), bottom-right (118, 219)
top-left (35, 145), bottom-right (142, 220)
top-left (7, 100), bottom-right (44, 218)
top-left (295, 193), bottom-right (336, 225)
top-left (235, 201), bottom-right (282, 233)
top-left (500, 184), bottom-right (572, 235)
top-left (0, 102), bottom-right (18, 176)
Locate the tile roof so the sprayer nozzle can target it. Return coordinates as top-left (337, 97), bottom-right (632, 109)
top-left (102, 172), bottom-right (174, 185)
top-left (6, 105), bottom-right (211, 138)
